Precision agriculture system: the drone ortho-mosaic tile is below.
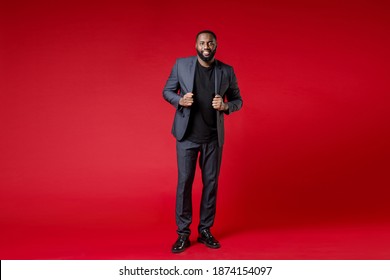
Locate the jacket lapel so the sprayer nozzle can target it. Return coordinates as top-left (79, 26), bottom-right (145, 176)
top-left (187, 56), bottom-right (197, 93)
top-left (215, 60), bottom-right (223, 96)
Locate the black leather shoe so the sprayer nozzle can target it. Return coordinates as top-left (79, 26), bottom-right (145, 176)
top-left (197, 229), bottom-right (221, 249)
top-left (172, 235), bottom-right (190, 253)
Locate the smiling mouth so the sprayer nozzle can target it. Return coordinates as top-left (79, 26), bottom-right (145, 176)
top-left (203, 51), bottom-right (211, 56)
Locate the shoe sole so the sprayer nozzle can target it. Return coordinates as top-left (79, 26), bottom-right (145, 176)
top-left (197, 238), bottom-right (221, 249)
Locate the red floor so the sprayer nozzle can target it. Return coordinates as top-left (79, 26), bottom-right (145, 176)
top-left (2, 221), bottom-right (389, 260)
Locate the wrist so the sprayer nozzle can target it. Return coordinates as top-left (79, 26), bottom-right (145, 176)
top-left (223, 102), bottom-right (229, 111)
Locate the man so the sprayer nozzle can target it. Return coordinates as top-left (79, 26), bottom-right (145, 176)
top-left (163, 30), bottom-right (243, 253)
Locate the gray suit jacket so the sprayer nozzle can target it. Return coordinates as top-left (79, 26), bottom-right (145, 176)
top-left (163, 56), bottom-right (243, 147)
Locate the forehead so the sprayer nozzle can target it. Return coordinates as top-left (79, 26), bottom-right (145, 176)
top-left (197, 33), bottom-right (216, 42)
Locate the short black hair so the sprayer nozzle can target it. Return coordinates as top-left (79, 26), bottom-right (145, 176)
top-left (196, 30), bottom-right (217, 41)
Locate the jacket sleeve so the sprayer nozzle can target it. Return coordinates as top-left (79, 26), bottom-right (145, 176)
top-left (163, 59), bottom-right (182, 109)
top-left (224, 67), bottom-right (243, 115)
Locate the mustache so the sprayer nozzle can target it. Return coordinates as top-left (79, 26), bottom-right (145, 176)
top-left (197, 49), bottom-right (216, 62)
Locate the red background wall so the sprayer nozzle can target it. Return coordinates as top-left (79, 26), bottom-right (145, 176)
top-left (1, 0), bottom-right (389, 259)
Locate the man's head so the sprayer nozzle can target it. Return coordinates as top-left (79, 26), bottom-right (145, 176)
top-left (195, 30), bottom-right (217, 63)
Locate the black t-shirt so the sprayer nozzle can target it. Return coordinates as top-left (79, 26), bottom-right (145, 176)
top-left (185, 60), bottom-right (218, 143)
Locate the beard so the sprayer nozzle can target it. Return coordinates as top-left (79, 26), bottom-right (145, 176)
top-left (197, 48), bottom-right (217, 62)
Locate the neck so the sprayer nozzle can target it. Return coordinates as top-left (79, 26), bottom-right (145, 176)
top-left (197, 56), bottom-right (215, 67)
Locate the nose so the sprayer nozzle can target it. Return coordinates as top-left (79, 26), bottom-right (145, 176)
top-left (201, 42), bottom-right (214, 50)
